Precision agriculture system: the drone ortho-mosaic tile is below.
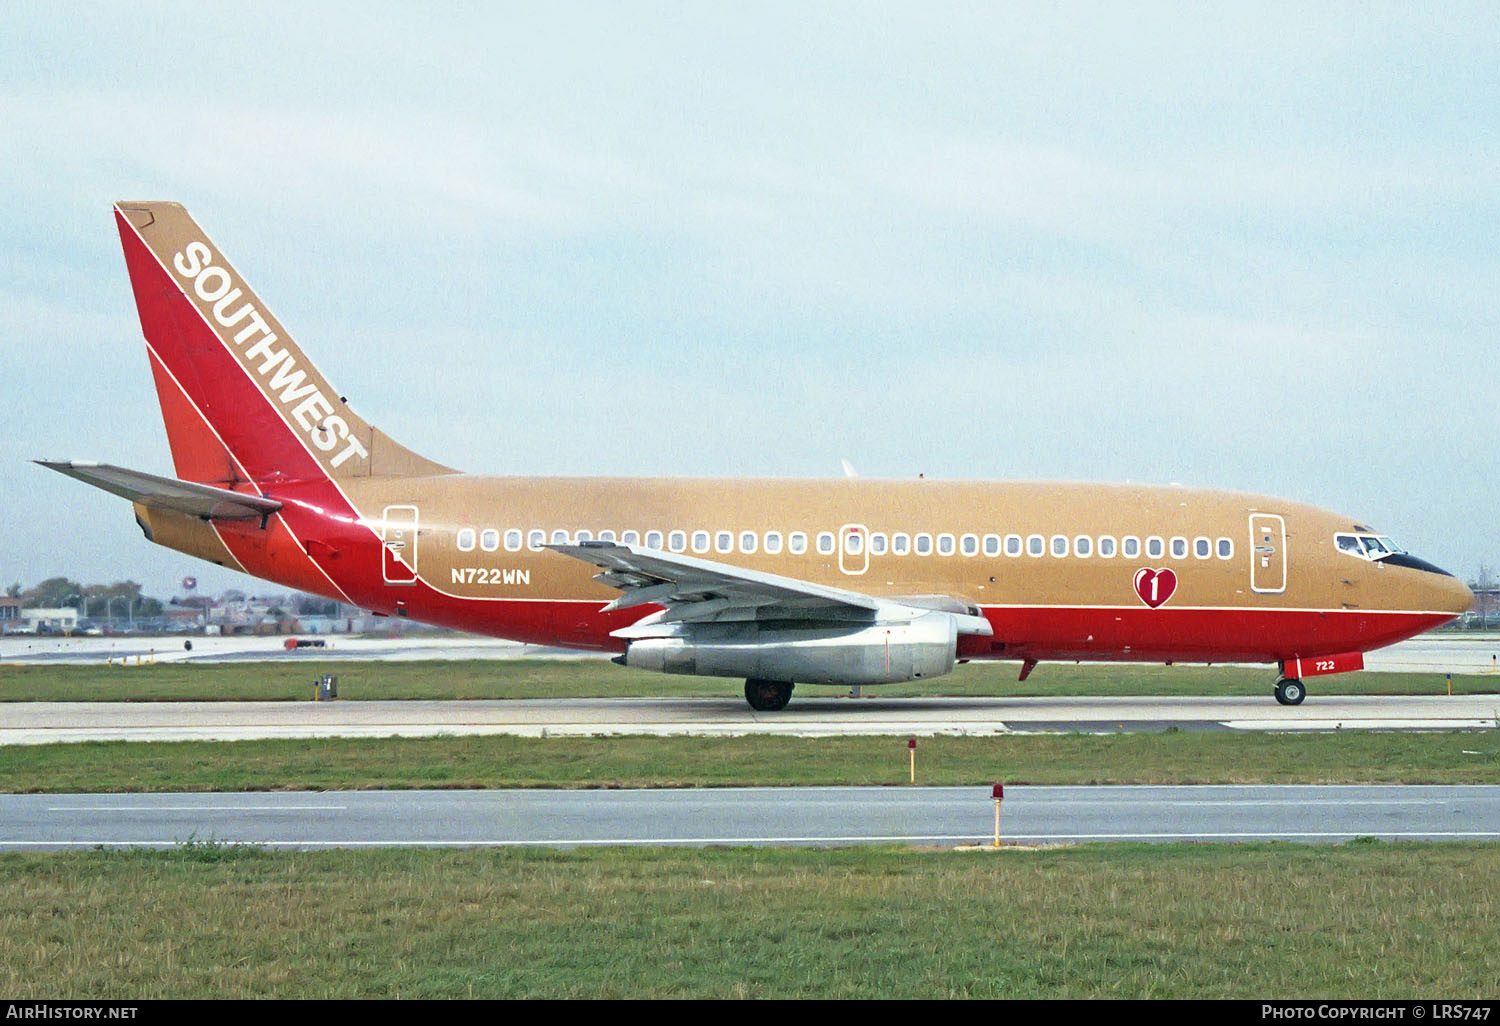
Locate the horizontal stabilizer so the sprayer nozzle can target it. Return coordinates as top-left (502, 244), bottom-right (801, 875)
top-left (36, 461), bottom-right (282, 521)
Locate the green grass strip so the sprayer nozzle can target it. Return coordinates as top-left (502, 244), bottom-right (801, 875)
top-left (2, 842), bottom-right (1497, 998)
top-left (2, 729), bottom-right (1496, 793)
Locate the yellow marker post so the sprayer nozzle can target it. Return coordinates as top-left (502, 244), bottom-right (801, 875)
top-left (908, 738), bottom-right (916, 784)
top-left (992, 783), bottom-right (1005, 848)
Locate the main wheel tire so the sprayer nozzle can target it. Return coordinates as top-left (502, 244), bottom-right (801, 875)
top-left (745, 678), bottom-right (794, 712)
top-left (1274, 677), bottom-right (1306, 706)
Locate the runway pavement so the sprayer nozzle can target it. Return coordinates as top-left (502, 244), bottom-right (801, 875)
top-left (4, 785), bottom-right (1497, 850)
top-left (4, 632), bottom-right (1499, 671)
top-left (0, 693), bottom-right (1496, 744)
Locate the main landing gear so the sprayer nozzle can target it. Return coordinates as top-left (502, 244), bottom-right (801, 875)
top-left (1274, 677), bottom-right (1306, 706)
top-left (745, 678), bottom-right (794, 712)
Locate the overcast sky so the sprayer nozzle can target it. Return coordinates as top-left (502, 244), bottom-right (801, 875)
top-left (2, 2), bottom-right (1497, 600)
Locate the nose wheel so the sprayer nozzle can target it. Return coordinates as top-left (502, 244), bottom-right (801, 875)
top-left (745, 678), bottom-right (794, 711)
top-left (1274, 677), bottom-right (1305, 706)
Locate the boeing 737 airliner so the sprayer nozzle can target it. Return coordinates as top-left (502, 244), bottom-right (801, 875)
top-left (41, 203), bottom-right (1473, 710)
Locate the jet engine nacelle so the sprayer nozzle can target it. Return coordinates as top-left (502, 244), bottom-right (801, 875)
top-left (620, 611), bottom-right (958, 685)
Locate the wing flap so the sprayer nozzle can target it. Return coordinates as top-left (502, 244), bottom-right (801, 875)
top-left (547, 541), bottom-right (993, 636)
top-left (37, 461), bottom-right (282, 521)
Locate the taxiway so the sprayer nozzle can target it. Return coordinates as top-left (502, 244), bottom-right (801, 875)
top-left (5, 785), bottom-right (1497, 850)
top-left (0, 693), bottom-right (1496, 744)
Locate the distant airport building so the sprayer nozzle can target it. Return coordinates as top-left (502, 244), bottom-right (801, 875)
top-left (7, 607), bottom-right (80, 634)
top-left (0, 599), bottom-right (19, 631)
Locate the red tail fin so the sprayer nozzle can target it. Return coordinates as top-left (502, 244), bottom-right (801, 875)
top-left (114, 202), bottom-right (454, 488)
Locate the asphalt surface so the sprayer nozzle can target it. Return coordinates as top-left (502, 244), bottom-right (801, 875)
top-left (4, 632), bottom-right (1498, 670)
top-left (5, 785), bottom-right (1497, 850)
top-left (1, 694), bottom-right (1496, 744)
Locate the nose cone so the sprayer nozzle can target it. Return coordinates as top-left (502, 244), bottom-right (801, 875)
top-left (1436, 573), bottom-right (1475, 616)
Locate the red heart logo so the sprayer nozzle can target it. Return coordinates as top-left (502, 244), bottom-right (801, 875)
top-left (1133, 567), bottom-right (1177, 608)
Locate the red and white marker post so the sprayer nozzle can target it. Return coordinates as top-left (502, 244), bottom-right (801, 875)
top-left (992, 782), bottom-right (1005, 848)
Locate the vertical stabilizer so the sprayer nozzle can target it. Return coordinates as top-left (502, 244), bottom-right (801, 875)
top-left (114, 202), bottom-right (454, 487)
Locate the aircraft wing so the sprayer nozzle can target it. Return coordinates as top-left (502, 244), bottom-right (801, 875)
top-left (546, 541), bottom-right (993, 638)
top-left (36, 461), bottom-right (282, 522)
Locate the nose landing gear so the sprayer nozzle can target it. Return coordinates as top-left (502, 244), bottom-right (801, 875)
top-left (1274, 677), bottom-right (1306, 706)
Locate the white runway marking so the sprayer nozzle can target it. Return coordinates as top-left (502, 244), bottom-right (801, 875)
top-left (47, 805), bottom-right (347, 813)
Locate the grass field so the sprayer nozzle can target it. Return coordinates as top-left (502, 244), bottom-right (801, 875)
top-left (2, 842), bottom-right (1496, 998)
top-left (2, 728), bottom-right (1495, 792)
top-left (0, 657), bottom-right (1494, 702)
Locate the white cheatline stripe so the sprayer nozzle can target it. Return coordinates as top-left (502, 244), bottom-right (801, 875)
top-left (978, 603), bottom-right (1459, 616)
top-left (123, 213), bottom-right (366, 603)
top-left (140, 338), bottom-right (357, 607)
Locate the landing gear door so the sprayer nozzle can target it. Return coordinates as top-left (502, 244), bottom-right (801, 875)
top-left (1249, 513), bottom-right (1286, 594)
top-left (382, 504), bottom-right (419, 585)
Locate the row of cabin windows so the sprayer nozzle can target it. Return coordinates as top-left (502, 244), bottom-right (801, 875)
top-left (453, 527), bottom-right (1236, 562)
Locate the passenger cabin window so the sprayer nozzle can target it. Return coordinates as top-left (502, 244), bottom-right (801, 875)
top-left (575, 529), bottom-right (593, 544)
top-left (551, 529), bottom-right (569, 545)
top-left (765, 532), bottom-right (783, 554)
top-left (816, 532), bottom-right (835, 555)
top-left (961, 534), bottom-right (979, 557)
top-left (1170, 537), bottom-right (1187, 559)
top-left (528, 529), bottom-right (545, 551)
top-left (915, 533), bottom-right (933, 555)
top-left (1194, 537), bottom-right (1211, 559)
top-left (598, 530), bottom-right (616, 544)
top-left (892, 533), bottom-right (910, 556)
top-left (983, 534), bottom-right (1001, 557)
top-left (1122, 536), bottom-right (1141, 558)
top-left (457, 528), bottom-right (476, 552)
top-left (1098, 536), bottom-right (1116, 558)
top-left (716, 531), bottom-right (733, 554)
top-left (1074, 535), bottom-right (1092, 558)
top-left (845, 531), bottom-right (863, 555)
top-left (644, 530), bottom-right (663, 549)
top-left (1217, 537), bottom-right (1233, 559)
top-left (622, 530), bottom-right (640, 546)
top-left (789, 532), bottom-right (808, 554)
top-left (740, 531), bottom-right (757, 554)
top-left (1005, 535), bottom-right (1023, 557)
top-left (1027, 535), bottom-right (1045, 557)
top-left (870, 533), bottom-right (888, 555)
top-left (692, 531), bottom-right (710, 553)
top-left (504, 529), bottom-right (523, 552)
top-left (937, 534), bottom-right (956, 556)
top-left (1051, 535), bottom-right (1068, 557)
top-left (668, 531), bottom-right (686, 552)
top-left (481, 529), bottom-right (500, 552)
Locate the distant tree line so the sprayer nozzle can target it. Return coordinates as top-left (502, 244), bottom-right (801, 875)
top-left (8, 577), bottom-right (164, 620)
top-left (4, 579), bottom-right (349, 621)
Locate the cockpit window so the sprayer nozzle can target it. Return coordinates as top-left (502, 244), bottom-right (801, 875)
top-left (1335, 532), bottom-right (1405, 561)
